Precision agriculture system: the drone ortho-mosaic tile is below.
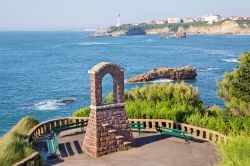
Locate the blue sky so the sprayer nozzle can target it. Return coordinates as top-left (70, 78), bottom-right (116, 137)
top-left (0, 0), bottom-right (249, 30)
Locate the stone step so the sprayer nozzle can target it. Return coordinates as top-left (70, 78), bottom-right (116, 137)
top-left (101, 123), bottom-right (109, 127)
top-left (115, 135), bottom-right (124, 139)
top-left (108, 129), bottom-right (116, 133)
top-left (123, 141), bottom-right (132, 145)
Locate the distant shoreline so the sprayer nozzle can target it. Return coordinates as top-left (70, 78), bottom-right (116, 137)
top-left (94, 20), bottom-right (250, 37)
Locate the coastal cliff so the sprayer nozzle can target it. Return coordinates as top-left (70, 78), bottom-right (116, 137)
top-left (146, 20), bottom-right (250, 35)
top-left (99, 20), bottom-right (250, 36)
top-left (127, 66), bottom-right (197, 83)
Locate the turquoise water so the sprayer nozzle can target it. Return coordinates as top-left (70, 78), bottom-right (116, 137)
top-left (0, 31), bottom-right (249, 135)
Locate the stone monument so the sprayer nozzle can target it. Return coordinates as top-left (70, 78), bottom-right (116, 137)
top-left (83, 62), bottom-right (134, 157)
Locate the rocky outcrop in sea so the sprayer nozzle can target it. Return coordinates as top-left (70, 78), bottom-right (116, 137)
top-left (127, 66), bottom-right (197, 83)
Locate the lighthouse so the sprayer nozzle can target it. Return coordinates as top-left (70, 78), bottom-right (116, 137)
top-left (116, 14), bottom-right (121, 27)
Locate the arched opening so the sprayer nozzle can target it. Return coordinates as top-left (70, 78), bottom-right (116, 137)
top-left (101, 73), bottom-right (114, 104)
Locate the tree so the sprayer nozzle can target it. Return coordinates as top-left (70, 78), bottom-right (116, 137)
top-left (217, 52), bottom-right (250, 115)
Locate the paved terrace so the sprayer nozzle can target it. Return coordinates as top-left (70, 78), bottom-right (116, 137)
top-left (35, 129), bottom-right (218, 166)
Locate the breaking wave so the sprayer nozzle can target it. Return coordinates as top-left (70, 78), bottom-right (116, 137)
top-left (80, 42), bottom-right (115, 46)
top-left (126, 79), bottom-right (173, 84)
top-left (222, 58), bottom-right (239, 63)
top-left (25, 99), bottom-right (65, 111)
top-left (198, 68), bottom-right (222, 72)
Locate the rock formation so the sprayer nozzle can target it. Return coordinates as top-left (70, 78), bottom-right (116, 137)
top-left (57, 99), bottom-right (75, 104)
top-left (127, 66), bottom-right (197, 83)
top-left (160, 32), bottom-right (186, 38)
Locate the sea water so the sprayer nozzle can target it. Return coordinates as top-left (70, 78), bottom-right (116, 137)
top-left (0, 31), bottom-right (249, 135)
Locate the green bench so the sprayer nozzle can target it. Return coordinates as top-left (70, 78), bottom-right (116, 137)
top-left (46, 120), bottom-right (88, 157)
top-left (46, 132), bottom-right (59, 157)
top-left (130, 122), bottom-right (145, 135)
top-left (155, 125), bottom-right (192, 143)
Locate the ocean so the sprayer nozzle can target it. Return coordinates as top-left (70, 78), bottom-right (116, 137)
top-left (0, 31), bottom-right (249, 135)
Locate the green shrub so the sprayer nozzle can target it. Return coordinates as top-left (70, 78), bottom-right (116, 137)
top-left (217, 52), bottom-right (250, 115)
top-left (73, 82), bottom-right (203, 123)
top-left (187, 109), bottom-right (250, 135)
top-left (73, 107), bottom-right (90, 117)
top-left (0, 116), bottom-right (39, 166)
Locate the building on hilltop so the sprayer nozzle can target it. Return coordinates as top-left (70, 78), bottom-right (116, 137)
top-left (243, 16), bottom-right (250, 20)
top-left (183, 18), bottom-right (195, 23)
top-left (167, 17), bottom-right (183, 24)
top-left (228, 16), bottom-right (243, 21)
top-left (202, 14), bottom-right (223, 24)
top-left (196, 18), bottom-right (204, 22)
top-left (149, 20), bottom-right (167, 24)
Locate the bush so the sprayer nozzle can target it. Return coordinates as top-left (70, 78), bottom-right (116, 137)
top-left (73, 107), bottom-right (90, 117)
top-left (186, 110), bottom-right (250, 135)
top-left (0, 116), bottom-right (39, 166)
top-left (73, 82), bottom-right (203, 122)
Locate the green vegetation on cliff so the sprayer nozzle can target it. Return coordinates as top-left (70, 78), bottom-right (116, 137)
top-left (235, 20), bottom-right (250, 28)
top-left (109, 21), bottom-right (219, 33)
top-left (0, 116), bottom-right (40, 166)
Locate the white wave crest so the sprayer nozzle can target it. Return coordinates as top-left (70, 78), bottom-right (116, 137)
top-left (80, 42), bottom-right (115, 46)
top-left (198, 68), bottom-right (222, 72)
top-left (26, 100), bottom-right (64, 111)
top-left (222, 58), bottom-right (239, 63)
top-left (148, 79), bottom-right (173, 83)
top-left (126, 78), bottom-right (173, 84)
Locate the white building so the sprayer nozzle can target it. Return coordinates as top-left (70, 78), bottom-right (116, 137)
top-left (183, 18), bottom-right (195, 23)
top-left (167, 18), bottom-right (182, 24)
top-left (202, 14), bottom-right (222, 24)
top-left (150, 20), bottom-right (167, 24)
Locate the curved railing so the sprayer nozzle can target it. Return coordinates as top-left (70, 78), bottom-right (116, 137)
top-left (26, 117), bottom-right (88, 142)
top-left (19, 117), bottom-right (228, 166)
top-left (13, 152), bottom-right (41, 166)
top-left (26, 117), bottom-right (229, 143)
top-left (128, 119), bottom-right (229, 142)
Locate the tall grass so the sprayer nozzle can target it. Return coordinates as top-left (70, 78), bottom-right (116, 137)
top-left (0, 116), bottom-right (39, 166)
top-left (218, 134), bottom-right (250, 166)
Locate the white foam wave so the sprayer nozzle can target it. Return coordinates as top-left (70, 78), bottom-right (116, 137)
top-left (126, 79), bottom-right (173, 84)
top-left (79, 41), bottom-right (143, 46)
top-left (27, 100), bottom-right (64, 111)
top-left (148, 79), bottom-right (173, 83)
top-left (198, 68), bottom-right (222, 72)
top-left (222, 58), bottom-right (239, 63)
top-left (80, 42), bottom-right (115, 46)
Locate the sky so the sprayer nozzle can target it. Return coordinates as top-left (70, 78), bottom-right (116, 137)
top-left (0, 0), bottom-right (249, 31)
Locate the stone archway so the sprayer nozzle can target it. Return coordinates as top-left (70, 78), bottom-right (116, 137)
top-left (83, 62), bottom-right (134, 157)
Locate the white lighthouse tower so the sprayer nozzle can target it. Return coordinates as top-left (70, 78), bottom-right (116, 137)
top-left (116, 14), bottom-right (121, 27)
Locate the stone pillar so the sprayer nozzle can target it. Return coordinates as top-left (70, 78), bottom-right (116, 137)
top-left (83, 62), bottom-right (134, 157)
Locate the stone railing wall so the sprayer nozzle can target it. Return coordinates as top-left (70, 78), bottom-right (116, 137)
top-left (13, 152), bottom-right (41, 166)
top-left (128, 119), bottom-right (229, 142)
top-left (27, 117), bottom-right (229, 143)
top-left (26, 117), bottom-right (88, 142)
top-left (19, 117), bottom-right (228, 166)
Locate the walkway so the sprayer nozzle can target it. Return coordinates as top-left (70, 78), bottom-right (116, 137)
top-left (35, 129), bottom-right (219, 166)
